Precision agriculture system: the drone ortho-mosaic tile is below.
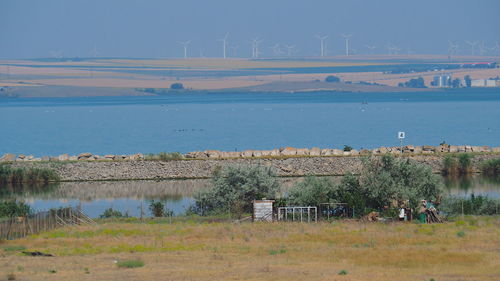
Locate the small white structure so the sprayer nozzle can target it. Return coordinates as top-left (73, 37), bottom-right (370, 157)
top-left (253, 200), bottom-right (275, 222)
top-left (471, 79), bottom-right (497, 87)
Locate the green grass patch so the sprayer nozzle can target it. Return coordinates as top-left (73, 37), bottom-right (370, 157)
top-left (456, 231), bottom-right (466, 238)
top-left (2, 245), bottom-right (26, 252)
top-left (116, 259), bottom-right (144, 268)
top-left (338, 269), bottom-right (348, 275)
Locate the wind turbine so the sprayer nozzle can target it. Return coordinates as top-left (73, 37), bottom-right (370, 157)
top-left (466, 41), bottom-right (479, 56)
top-left (177, 40), bottom-right (191, 59)
top-left (341, 34), bottom-right (352, 56)
top-left (477, 41), bottom-right (488, 56)
top-left (315, 35), bottom-right (328, 57)
top-left (251, 38), bottom-right (263, 58)
top-left (217, 33), bottom-right (229, 59)
top-left (448, 41), bottom-right (459, 57)
top-left (269, 44), bottom-right (283, 56)
top-left (491, 41), bottom-right (500, 57)
top-left (365, 45), bottom-right (376, 55)
top-left (284, 44), bottom-right (297, 56)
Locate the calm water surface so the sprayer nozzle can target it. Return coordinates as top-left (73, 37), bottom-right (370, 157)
top-left (1, 89), bottom-right (500, 156)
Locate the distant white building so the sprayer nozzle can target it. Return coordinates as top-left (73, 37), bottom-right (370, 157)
top-left (432, 75), bottom-right (452, 87)
top-left (471, 79), bottom-right (497, 87)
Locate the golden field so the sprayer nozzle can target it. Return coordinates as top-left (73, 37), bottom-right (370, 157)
top-left (1, 216), bottom-right (499, 281)
top-left (1, 56), bottom-right (499, 96)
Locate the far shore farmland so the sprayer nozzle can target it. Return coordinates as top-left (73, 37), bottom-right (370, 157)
top-left (0, 55), bottom-right (499, 97)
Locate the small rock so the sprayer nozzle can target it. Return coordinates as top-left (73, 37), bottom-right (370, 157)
top-left (0, 153), bottom-right (16, 162)
top-left (310, 147), bottom-right (321, 156)
top-left (58, 154), bottom-right (69, 161)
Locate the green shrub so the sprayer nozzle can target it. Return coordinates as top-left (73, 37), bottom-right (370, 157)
top-left (2, 245), bottom-right (26, 252)
top-left (100, 208), bottom-right (126, 218)
top-left (193, 164), bottom-right (280, 215)
top-left (0, 165), bottom-right (59, 184)
top-left (441, 194), bottom-right (499, 216)
top-left (338, 269), bottom-right (348, 275)
top-left (325, 75), bottom-right (341, 83)
top-left (442, 155), bottom-right (459, 175)
top-left (0, 201), bottom-right (32, 218)
top-left (170, 83), bottom-right (184, 90)
top-left (116, 259), bottom-right (144, 268)
top-left (343, 145), bottom-right (353, 152)
top-left (458, 154), bottom-right (473, 174)
top-left (144, 152), bottom-right (184, 161)
top-left (456, 231), bottom-right (465, 238)
top-left (149, 200), bottom-right (165, 217)
top-left (481, 158), bottom-right (500, 176)
top-left (284, 155), bottom-right (442, 216)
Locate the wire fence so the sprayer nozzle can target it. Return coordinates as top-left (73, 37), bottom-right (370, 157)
top-left (0, 207), bottom-right (95, 240)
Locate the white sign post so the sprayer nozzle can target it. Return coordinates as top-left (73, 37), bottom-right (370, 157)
top-left (398, 131), bottom-right (405, 153)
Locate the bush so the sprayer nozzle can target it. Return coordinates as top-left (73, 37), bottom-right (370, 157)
top-left (0, 165), bottom-right (59, 185)
top-left (338, 270), bottom-right (348, 275)
top-left (144, 152), bottom-right (184, 161)
top-left (440, 194), bottom-right (499, 216)
top-left (288, 177), bottom-right (336, 207)
top-left (193, 164), bottom-right (280, 215)
top-left (116, 260), bottom-right (144, 268)
top-left (100, 208), bottom-right (126, 218)
top-left (443, 155), bottom-right (459, 175)
top-left (398, 77), bottom-right (426, 88)
top-left (0, 200), bottom-right (32, 218)
top-left (325, 75), bottom-right (341, 83)
top-left (285, 155), bottom-right (442, 216)
top-left (149, 200), bottom-right (165, 217)
top-left (343, 145), bottom-right (352, 152)
top-left (458, 154), bottom-right (473, 174)
top-left (170, 83), bottom-right (184, 90)
top-left (481, 158), bottom-right (500, 177)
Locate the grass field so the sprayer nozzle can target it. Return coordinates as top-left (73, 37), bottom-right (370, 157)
top-left (1, 216), bottom-right (499, 280)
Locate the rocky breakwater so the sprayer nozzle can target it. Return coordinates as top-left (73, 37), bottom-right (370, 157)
top-left (1, 144), bottom-right (499, 181)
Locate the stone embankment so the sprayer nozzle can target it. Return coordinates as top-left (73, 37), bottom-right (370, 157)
top-left (1, 144), bottom-right (499, 163)
top-left (2, 145), bottom-right (499, 181)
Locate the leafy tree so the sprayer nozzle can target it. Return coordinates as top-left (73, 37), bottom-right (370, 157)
top-left (343, 145), bottom-right (353, 152)
top-left (284, 155), bottom-right (442, 215)
top-left (0, 200), bottom-right (32, 218)
top-left (464, 75), bottom-right (472, 88)
top-left (193, 164), bottom-right (280, 215)
top-left (399, 77), bottom-right (426, 88)
top-left (451, 78), bottom-right (461, 88)
top-left (170, 83), bottom-right (184, 90)
top-left (325, 75), bottom-right (341, 83)
top-left (288, 176), bottom-right (336, 206)
top-left (100, 208), bottom-right (126, 218)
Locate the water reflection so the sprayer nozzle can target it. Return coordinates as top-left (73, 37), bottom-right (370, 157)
top-left (1, 175), bottom-right (499, 218)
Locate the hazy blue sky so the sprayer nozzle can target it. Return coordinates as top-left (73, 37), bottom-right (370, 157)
top-left (1, 0), bottom-right (499, 59)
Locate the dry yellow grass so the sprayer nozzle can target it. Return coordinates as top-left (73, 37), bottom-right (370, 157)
top-left (1, 216), bottom-right (499, 281)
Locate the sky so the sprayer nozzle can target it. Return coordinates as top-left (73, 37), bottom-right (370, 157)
top-left (0, 0), bottom-right (499, 59)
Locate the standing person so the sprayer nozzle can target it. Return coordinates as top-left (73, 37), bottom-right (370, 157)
top-left (399, 207), bottom-right (405, 221)
top-left (418, 200), bottom-right (427, 223)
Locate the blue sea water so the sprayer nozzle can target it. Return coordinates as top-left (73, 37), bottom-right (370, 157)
top-left (1, 89), bottom-right (500, 156)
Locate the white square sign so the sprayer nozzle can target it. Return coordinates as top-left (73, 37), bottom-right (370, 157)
top-left (398, 132), bottom-right (405, 139)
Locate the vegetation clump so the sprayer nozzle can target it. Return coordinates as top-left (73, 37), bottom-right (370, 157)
top-left (0, 165), bottom-right (59, 185)
top-left (398, 77), bottom-right (426, 88)
top-left (149, 200), bottom-right (174, 217)
top-left (116, 259), bottom-right (144, 268)
top-left (0, 200), bottom-right (32, 218)
top-left (481, 158), bottom-right (500, 177)
top-left (100, 208), bottom-right (127, 218)
top-left (442, 154), bottom-right (473, 175)
top-left (144, 152), bottom-right (184, 161)
top-left (440, 194), bottom-right (499, 216)
top-left (325, 75), bottom-right (341, 83)
top-left (193, 164), bottom-right (280, 216)
top-left (170, 83), bottom-right (184, 90)
top-left (288, 155), bottom-right (442, 216)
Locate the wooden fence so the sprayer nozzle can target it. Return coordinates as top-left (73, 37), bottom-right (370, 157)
top-left (0, 207), bottom-right (96, 240)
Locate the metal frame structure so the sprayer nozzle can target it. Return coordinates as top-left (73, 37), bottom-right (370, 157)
top-left (319, 203), bottom-right (354, 220)
top-left (277, 206), bottom-right (318, 222)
